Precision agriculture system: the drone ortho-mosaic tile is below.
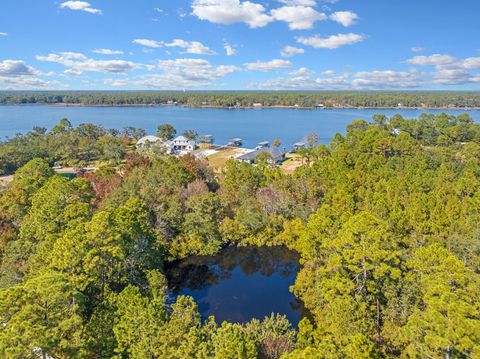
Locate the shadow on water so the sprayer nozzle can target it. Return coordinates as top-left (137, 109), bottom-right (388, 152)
top-left (166, 246), bottom-right (309, 326)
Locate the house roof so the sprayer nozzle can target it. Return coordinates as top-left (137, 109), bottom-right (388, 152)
top-left (136, 135), bottom-right (162, 145)
top-left (230, 138), bottom-right (243, 142)
top-left (257, 141), bottom-right (269, 146)
top-left (293, 142), bottom-right (306, 147)
top-left (237, 147), bottom-right (284, 162)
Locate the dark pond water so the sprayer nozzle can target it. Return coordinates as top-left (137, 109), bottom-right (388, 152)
top-left (166, 246), bottom-right (305, 325)
top-left (1, 105), bottom-right (479, 148)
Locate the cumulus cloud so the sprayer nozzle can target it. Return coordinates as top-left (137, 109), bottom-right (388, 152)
top-left (36, 52), bottom-right (142, 74)
top-left (322, 70), bottom-right (336, 76)
top-left (0, 60), bottom-right (38, 77)
top-left (244, 59), bottom-right (293, 71)
top-left (287, 67), bottom-right (314, 76)
top-left (271, 6), bottom-right (327, 30)
top-left (192, 0), bottom-right (272, 28)
top-left (253, 70), bottom-right (424, 90)
top-left (59, 1), bottom-right (102, 15)
top-left (0, 60), bottom-right (53, 89)
top-left (133, 38), bottom-right (215, 55)
top-left (92, 49), bottom-right (124, 55)
top-left (281, 45), bottom-right (305, 58)
top-left (406, 54), bottom-right (480, 85)
top-left (224, 43), bottom-right (237, 56)
top-left (135, 58), bottom-right (239, 88)
top-left (407, 54), bottom-right (458, 67)
top-left (104, 78), bottom-right (129, 87)
top-left (297, 33), bottom-right (365, 49)
top-left (0, 32), bottom-right (7, 36)
top-left (133, 39), bottom-right (162, 48)
top-left (278, 0), bottom-right (317, 5)
top-left (163, 39), bottom-right (216, 55)
top-left (329, 11), bottom-right (359, 26)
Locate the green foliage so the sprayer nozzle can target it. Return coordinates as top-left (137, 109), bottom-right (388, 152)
top-left (0, 271), bottom-right (85, 358)
top-left (157, 123), bottom-right (177, 140)
top-left (1, 113), bottom-right (480, 358)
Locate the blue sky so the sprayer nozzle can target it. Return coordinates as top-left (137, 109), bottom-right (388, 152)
top-left (0, 0), bottom-right (479, 90)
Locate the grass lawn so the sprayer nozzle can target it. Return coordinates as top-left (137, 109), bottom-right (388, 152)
top-left (206, 148), bottom-right (251, 171)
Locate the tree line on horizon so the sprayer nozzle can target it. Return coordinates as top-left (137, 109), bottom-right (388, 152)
top-left (0, 113), bottom-right (479, 358)
top-left (1, 91), bottom-right (480, 108)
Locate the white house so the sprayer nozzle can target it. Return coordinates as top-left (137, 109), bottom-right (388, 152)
top-left (168, 136), bottom-right (196, 153)
top-left (137, 135), bottom-right (196, 154)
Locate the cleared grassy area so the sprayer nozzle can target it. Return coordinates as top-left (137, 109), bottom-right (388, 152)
top-left (280, 153), bottom-right (304, 173)
top-left (206, 148), bottom-right (251, 172)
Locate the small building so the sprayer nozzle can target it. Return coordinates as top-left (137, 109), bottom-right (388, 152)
top-left (168, 136), bottom-right (196, 153)
top-left (255, 141), bottom-right (270, 150)
top-left (237, 147), bottom-right (285, 165)
top-left (291, 142), bottom-right (306, 152)
top-left (252, 103), bottom-right (263, 107)
top-left (227, 138), bottom-right (243, 147)
top-left (136, 135), bottom-right (163, 148)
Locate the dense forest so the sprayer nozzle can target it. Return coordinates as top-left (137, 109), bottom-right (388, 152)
top-left (1, 91), bottom-right (480, 108)
top-left (1, 113), bottom-right (480, 358)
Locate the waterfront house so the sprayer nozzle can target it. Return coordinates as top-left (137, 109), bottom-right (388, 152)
top-left (168, 136), bottom-right (196, 153)
top-left (237, 147), bottom-right (285, 165)
top-left (292, 142), bottom-right (306, 152)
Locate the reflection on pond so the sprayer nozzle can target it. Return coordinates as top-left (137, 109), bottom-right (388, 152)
top-left (166, 246), bottom-right (306, 325)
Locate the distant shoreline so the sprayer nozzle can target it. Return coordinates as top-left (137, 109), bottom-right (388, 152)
top-left (7, 103), bottom-right (479, 111)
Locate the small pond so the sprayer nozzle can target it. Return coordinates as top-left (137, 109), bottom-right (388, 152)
top-left (166, 246), bottom-right (305, 325)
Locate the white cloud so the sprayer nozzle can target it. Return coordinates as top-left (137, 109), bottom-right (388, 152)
top-left (192, 0), bottom-right (272, 28)
top-left (351, 70), bottom-right (422, 89)
top-left (297, 33), bottom-right (365, 49)
top-left (104, 78), bottom-right (129, 87)
top-left (281, 45), bottom-right (304, 58)
top-left (0, 60), bottom-right (38, 77)
top-left (164, 39), bottom-right (216, 55)
top-left (287, 67), bottom-right (314, 76)
top-left (244, 59), bottom-right (292, 71)
top-left (329, 11), bottom-right (359, 26)
top-left (224, 43), bottom-right (237, 56)
top-left (133, 39), bottom-right (162, 48)
top-left (92, 49), bottom-right (124, 55)
top-left (0, 60), bottom-right (53, 89)
top-left (406, 54), bottom-right (480, 85)
top-left (59, 1), bottom-right (102, 15)
top-left (407, 54), bottom-right (458, 67)
top-left (411, 47), bottom-right (425, 53)
top-left (64, 69), bottom-right (83, 76)
top-left (278, 0), bottom-right (317, 5)
top-left (253, 70), bottom-right (424, 90)
top-left (322, 70), bottom-right (336, 76)
top-left (134, 58), bottom-right (239, 88)
top-left (0, 32), bottom-right (7, 36)
top-left (271, 6), bottom-right (327, 30)
top-left (36, 52), bottom-right (142, 74)
top-left (133, 38), bottom-right (215, 55)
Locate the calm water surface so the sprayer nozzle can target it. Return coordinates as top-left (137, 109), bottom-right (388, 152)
top-left (1, 105), bottom-right (479, 147)
top-left (166, 246), bottom-right (305, 325)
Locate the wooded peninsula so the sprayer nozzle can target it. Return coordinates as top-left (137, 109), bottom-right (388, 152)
top-left (1, 91), bottom-right (480, 109)
top-left (0, 113), bottom-right (479, 358)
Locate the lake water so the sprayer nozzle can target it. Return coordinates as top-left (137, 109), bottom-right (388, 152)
top-left (166, 246), bottom-right (305, 325)
top-left (0, 105), bottom-right (479, 148)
